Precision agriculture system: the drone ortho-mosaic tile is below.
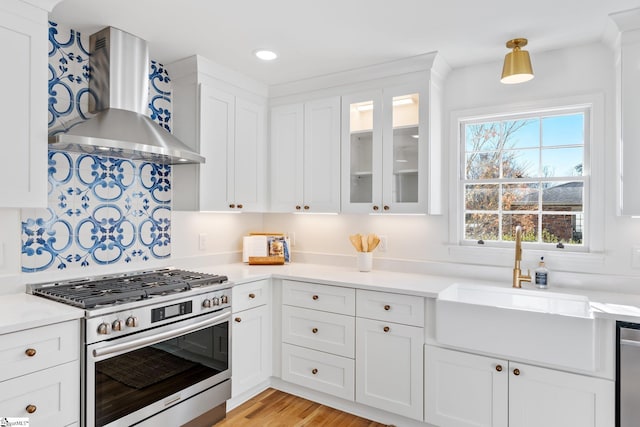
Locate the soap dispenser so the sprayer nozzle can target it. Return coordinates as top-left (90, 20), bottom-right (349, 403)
top-left (535, 256), bottom-right (549, 289)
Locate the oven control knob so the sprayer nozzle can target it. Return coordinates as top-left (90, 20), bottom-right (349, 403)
top-left (97, 322), bottom-right (111, 335)
top-left (125, 316), bottom-right (139, 328)
top-left (221, 295), bottom-right (228, 304)
top-left (112, 320), bottom-right (123, 331)
top-left (212, 297), bottom-right (220, 306)
top-left (202, 299), bottom-right (212, 308)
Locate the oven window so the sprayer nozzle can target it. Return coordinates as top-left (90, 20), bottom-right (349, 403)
top-left (94, 321), bottom-right (228, 426)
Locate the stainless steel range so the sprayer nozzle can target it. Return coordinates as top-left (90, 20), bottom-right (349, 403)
top-left (27, 268), bottom-right (233, 427)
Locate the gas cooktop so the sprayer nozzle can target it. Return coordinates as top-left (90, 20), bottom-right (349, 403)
top-left (27, 268), bottom-right (229, 309)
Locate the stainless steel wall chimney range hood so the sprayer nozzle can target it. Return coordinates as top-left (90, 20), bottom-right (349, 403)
top-left (48, 27), bottom-right (204, 165)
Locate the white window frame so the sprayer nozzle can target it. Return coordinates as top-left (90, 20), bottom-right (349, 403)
top-left (448, 94), bottom-right (605, 265)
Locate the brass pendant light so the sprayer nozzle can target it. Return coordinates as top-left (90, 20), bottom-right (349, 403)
top-left (501, 38), bottom-right (534, 84)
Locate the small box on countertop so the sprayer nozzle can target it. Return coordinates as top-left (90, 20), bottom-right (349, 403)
top-left (243, 233), bottom-right (290, 264)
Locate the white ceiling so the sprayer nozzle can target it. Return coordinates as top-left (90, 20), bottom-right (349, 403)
top-left (50, 0), bottom-right (640, 86)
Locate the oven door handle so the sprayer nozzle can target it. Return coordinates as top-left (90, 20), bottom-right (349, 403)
top-left (92, 310), bottom-right (231, 358)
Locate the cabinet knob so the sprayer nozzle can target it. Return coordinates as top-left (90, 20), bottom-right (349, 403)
top-left (25, 348), bottom-right (36, 357)
top-left (229, 204), bottom-right (236, 208)
top-left (237, 204), bottom-right (244, 209)
top-left (235, 317), bottom-right (242, 323)
top-left (295, 205), bottom-right (301, 210)
top-left (312, 327), bottom-right (318, 334)
top-left (312, 368), bottom-right (318, 375)
top-left (513, 368), bottom-right (520, 376)
top-left (372, 205), bottom-right (379, 211)
top-left (383, 205), bottom-right (390, 211)
top-left (495, 364), bottom-right (503, 372)
top-left (384, 304), bottom-right (391, 311)
top-left (383, 326), bottom-right (390, 332)
top-left (304, 205), bottom-right (310, 210)
top-left (312, 295), bottom-right (319, 300)
top-left (249, 293), bottom-right (256, 299)
top-left (26, 404), bottom-right (37, 414)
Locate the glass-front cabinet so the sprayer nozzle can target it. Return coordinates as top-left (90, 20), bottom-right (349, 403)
top-left (342, 85), bottom-right (428, 213)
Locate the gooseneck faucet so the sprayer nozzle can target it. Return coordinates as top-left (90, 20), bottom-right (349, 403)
top-left (513, 226), bottom-right (531, 288)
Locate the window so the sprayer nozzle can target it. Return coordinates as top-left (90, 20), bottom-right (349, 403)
top-left (460, 107), bottom-right (589, 248)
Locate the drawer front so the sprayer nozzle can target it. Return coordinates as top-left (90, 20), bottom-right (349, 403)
top-left (282, 305), bottom-right (355, 358)
top-left (282, 280), bottom-right (355, 315)
top-left (281, 343), bottom-right (354, 401)
top-left (356, 289), bottom-right (425, 327)
top-left (232, 280), bottom-right (270, 313)
top-left (0, 360), bottom-right (80, 427)
top-left (0, 321), bottom-right (80, 381)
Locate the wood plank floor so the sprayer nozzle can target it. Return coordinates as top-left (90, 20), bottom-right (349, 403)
top-left (213, 388), bottom-right (390, 427)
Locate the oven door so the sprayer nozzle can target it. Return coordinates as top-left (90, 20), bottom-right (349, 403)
top-left (86, 308), bottom-right (231, 427)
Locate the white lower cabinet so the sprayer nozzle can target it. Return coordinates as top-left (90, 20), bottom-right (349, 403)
top-left (282, 343), bottom-right (355, 400)
top-left (232, 288), bottom-right (271, 398)
top-left (0, 320), bottom-right (80, 427)
top-left (355, 317), bottom-right (424, 421)
top-left (425, 345), bottom-right (615, 427)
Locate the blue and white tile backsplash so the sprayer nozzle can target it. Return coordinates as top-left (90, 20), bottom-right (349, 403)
top-left (21, 21), bottom-right (174, 273)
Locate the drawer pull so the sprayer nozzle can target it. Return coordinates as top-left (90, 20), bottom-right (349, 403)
top-left (249, 293), bottom-right (256, 299)
top-left (384, 304), bottom-right (391, 311)
top-left (495, 364), bottom-right (503, 372)
top-left (26, 405), bottom-right (37, 414)
top-left (513, 368), bottom-right (521, 376)
top-left (235, 317), bottom-right (242, 323)
top-left (25, 348), bottom-right (37, 357)
top-left (383, 326), bottom-right (390, 332)
top-left (237, 204), bottom-right (244, 209)
top-left (229, 204), bottom-right (235, 208)
top-left (312, 368), bottom-right (318, 375)
top-left (312, 327), bottom-right (318, 334)
top-left (312, 295), bottom-right (319, 300)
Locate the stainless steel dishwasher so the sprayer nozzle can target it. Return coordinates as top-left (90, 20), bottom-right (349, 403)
top-left (618, 321), bottom-right (640, 427)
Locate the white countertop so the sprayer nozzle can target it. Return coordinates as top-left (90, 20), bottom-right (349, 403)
top-left (3, 261), bottom-right (640, 335)
top-left (0, 293), bottom-right (84, 335)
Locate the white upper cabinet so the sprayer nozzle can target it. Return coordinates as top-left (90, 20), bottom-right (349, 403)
top-left (339, 67), bottom-right (445, 214)
top-left (0, 0), bottom-right (53, 208)
top-left (342, 86), bottom-right (429, 214)
top-left (169, 55), bottom-right (267, 212)
top-left (270, 97), bottom-right (341, 213)
top-left (612, 8), bottom-right (640, 215)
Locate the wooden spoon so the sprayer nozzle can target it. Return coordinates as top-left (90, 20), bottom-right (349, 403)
top-left (369, 234), bottom-right (381, 252)
top-left (361, 234), bottom-right (368, 252)
top-left (349, 234), bottom-right (363, 252)
top-left (367, 234), bottom-right (375, 252)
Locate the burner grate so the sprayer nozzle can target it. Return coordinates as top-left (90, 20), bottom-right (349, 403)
top-left (30, 269), bottom-right (228, 308)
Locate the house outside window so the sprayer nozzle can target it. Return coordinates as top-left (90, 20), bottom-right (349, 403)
top-left (459, 107), bottom-right (589, 248)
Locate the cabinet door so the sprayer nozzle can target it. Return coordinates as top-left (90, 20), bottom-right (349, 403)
top-left (270, 103), bottom-right (304, 212)
top-left (425, 346), bottom-right (508, 427)
top-left (234, 97), bottom-right (266, 211)
top-left (341, 91), bottom-right (383, 214)
top-left (0, 360), bottom-right (79, 427)
top-left (231, 304), bottom-right (272, 397)
top-left (0, 3), bottom-right (47, 207)
top-left (355, 317), bottom-right (423, 420)
top-left (382, 85), bottom-right (428, 213)
top-left (509, 362), bottom-right (614, 427)
top-left (303, 97), bottom-right (341, 213)
top-left (199, 84), bottom-right (235, 211)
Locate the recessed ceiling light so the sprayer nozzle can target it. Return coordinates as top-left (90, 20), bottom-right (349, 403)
top-left (254, 49), bottom-right (278, 61)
